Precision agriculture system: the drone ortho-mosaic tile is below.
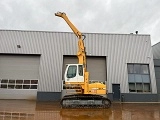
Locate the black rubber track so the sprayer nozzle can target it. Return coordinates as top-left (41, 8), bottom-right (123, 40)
top-left (60, 94), bottom-right (111, 109)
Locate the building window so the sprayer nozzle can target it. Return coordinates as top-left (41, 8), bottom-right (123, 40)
top-left (127, 64), bottom-right (151, 93)
top-left (0, 79), bottom-right (38, 90)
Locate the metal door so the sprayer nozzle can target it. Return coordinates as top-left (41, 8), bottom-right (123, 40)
top-left (112, 84), bottom-right (120, 101)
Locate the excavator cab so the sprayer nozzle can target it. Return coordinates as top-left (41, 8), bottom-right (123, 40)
top-left (64, 64), bottom-right (84, 83)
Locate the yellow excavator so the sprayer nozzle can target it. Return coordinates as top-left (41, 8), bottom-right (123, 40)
top-left (55, 12), bottom-right (111, 108)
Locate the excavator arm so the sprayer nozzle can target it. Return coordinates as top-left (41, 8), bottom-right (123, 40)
top-left (55, 12), bottom-right (89, 94)
top-left (55, 12), bottom-right (82, 38)
top-left (55, 12), bottom-right (86, 67)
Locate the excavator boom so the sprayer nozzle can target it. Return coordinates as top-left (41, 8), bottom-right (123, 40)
top-left (55, 12), bottom-right (82, 38)
top-left (55, 12), bottom-right (86, 67)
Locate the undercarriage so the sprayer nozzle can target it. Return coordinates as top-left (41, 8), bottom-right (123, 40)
top-left (60, 94), bottom-right (111, 108)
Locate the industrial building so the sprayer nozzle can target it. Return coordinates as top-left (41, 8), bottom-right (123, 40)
top-left (0, 30), bottom-right (158, 102)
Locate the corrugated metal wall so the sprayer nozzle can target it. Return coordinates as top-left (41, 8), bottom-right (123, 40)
top-left (152, 42), bottom-right (160, 59)
top-left (152, 42), bottom-right (160, 95)
top-left (0, 30), bottom-right (157, 93)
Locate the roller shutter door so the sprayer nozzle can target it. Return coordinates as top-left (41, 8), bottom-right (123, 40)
top-left (0, 54), bottom-right (40, 100)
top-left (63, 56), bottom-right (107, 82)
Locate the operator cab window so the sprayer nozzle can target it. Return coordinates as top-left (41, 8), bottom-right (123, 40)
top-left (67, 65), bottom-right (77, 78)
top-left (78, 65), bottom-right (83, 76)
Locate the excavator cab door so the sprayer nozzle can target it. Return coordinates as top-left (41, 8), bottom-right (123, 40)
top-left (64, 64), bottom-right (84, 83)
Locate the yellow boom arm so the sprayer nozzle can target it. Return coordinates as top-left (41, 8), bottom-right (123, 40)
top-left (55, 12), bottom-right (87, 68)
top-left (55, 12), bottom-right (90, 94)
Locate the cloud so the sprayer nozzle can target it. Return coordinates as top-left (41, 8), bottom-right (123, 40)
top-left (0, 0), bottom-right (160, 45)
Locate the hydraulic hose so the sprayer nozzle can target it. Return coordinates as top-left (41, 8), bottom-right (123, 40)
top-left (82, 35), bottom-right (86, 40)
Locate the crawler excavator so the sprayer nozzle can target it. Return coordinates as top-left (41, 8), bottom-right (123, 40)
top-left (55, 12), bottom-right (111, 108)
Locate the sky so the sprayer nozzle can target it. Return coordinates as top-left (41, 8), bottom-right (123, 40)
top-left (0, 0), bottom-right (160, 45)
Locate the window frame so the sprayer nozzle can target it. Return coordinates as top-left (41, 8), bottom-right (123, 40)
top-left (0, 79), bottom-right (38, 90)
top-left (127, 64), bottom-right (151, 93)
top-left (78, 65), bottom-right (83, 76)
top-left (66, 65), bottom-right (77, 78)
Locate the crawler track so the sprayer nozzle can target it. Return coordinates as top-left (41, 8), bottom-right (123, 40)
top-left (60, 94), bottom-right (111, 108)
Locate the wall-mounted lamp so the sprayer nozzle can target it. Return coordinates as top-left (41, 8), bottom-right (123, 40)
top-left (17, 45), bottom-right (21, 48)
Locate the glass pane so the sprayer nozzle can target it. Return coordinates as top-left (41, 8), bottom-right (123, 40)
top-left (78, 65), bottom-right (83, 76)
top-left (9, 80), bottom-right (15, 83)
top-left (129, 83), bottom-right (136, 92)
top-left (128, 74), bottom-right (135, 82)
top-left (24, 80), bottom-right (30, 84)
top-left (1, 85), bottom-right (7, 88)
top-left (15, 85), bottom-right (22, 89)
top-left (128, 64), bottom-right (134, 73)
top-left (134, 64), bottom-right (140, 74)
top-left (23, 85), bottom-right (30, 89)
top-left (135, 74), bottom-right (142, 82)
top-left (31, 80), bottom-right (38, 84)
top-left (136, 83), bottom-right (143, 92)
top-left (1, 79), bottom-right (8, 83)
top-left (8, 85), bottom-right (15, 89)
top-left (141, 65), bottom-right (149, 74)
top-left (155, 67), bottom-right (160, 72)
top-left (155, 71), bottom-right (160, 79)
top-left (30, 85), bottom-right (37, 89)
top-left (144, 83), bottom-right (150, 92)
top-left (142, 75), bottom-right (150, 83)
top-left (16, 80), bottom-right (23, 84)
top-left (67, 65), bottom-right (77, 78)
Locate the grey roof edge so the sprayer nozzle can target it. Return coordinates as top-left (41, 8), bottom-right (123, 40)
top-left (0, 29), bottom-right (150, 36)
top-left (152, 41), bottom-right (160, 47)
